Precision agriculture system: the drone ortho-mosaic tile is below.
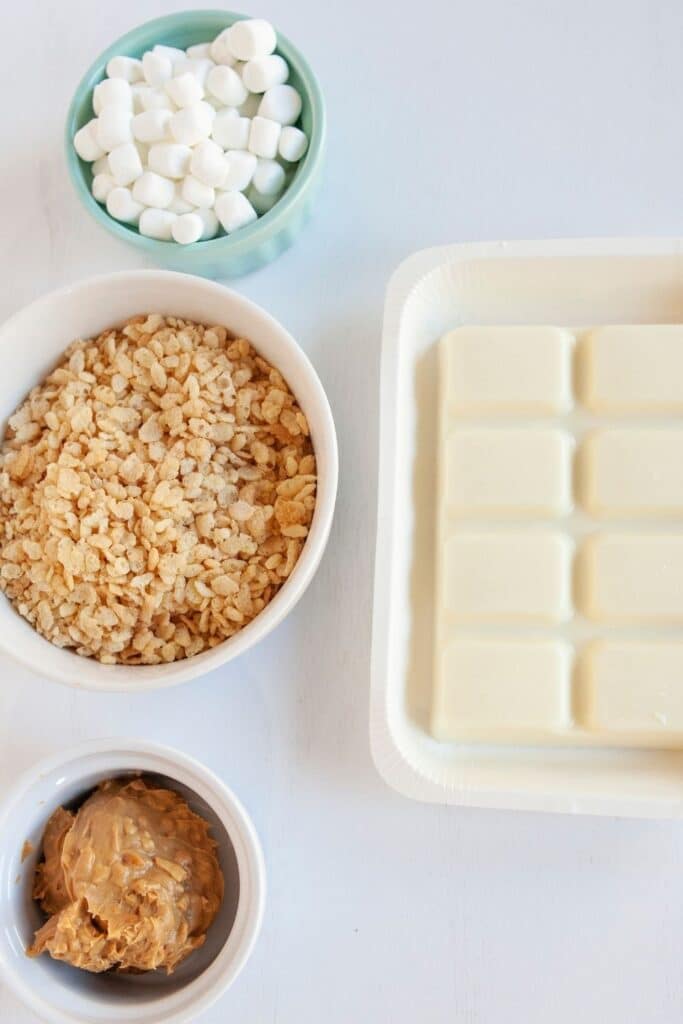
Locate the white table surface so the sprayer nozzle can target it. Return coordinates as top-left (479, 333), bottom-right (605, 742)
top-left (3, 0), bottom-right (683, 1021)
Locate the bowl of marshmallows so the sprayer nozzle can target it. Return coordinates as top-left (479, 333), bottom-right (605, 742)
top-left (66, 11), bottom-right (325, 278)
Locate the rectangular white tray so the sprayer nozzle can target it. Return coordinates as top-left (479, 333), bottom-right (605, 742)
top-left (371, 237), bottom-right (683, 816)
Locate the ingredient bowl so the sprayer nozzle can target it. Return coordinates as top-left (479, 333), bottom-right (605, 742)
top-left (0, 270), bottom-right (338, 690)
top-left (0, 739), bottom-right (265, 1024)
top-left (65, 10), bottom-right (326, 278)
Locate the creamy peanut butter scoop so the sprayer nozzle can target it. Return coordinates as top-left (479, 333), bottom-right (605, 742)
top-left (27, 778), bottom-right (224, 974)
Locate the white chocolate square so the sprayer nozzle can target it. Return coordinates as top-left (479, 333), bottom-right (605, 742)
top-left (580, 429), bottom-right (683, 516)
top-left (442, 326), bottom-right (572, 414)
top-left (583, 641), bottom-right (683, 734)
top-left (581, 534), bottom-right (683, 623)
top-left (581, 326), bottom-right (683, 412)
top-left (445, 429), bottom-right (572, 517)
top-left (443, 531), bottom-right (572, 623)
top-left (432, 639), bottom-right (571, 739)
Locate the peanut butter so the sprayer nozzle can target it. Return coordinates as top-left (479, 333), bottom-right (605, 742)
top-left (27, 778), bottom-right (224, 974)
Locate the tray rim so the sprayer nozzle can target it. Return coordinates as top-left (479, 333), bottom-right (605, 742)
top-left (370, 236), bottom-right (683, 816)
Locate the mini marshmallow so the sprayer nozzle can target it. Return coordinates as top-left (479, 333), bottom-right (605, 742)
top-left (171, 212), bottom-right (204, 244)
top-left (206, 65), bottom-right (248, 107)
top-left (181, 174), bottom-right (215, 208)
top-left (196, 206), bottom-right (220, 239)
top-left (91, 172), bottom-right (116, 203)
top-left (252, 157), bottom-right (285, 196)
top-left (139, 207), bottom-right (178, 240)
top-left (165, 72), bottom-right (204, 108)
top-left (148, 142), bottom-right (192, 179)
top-left (132, 170), bottom-right (175, 208)
top-left (142, 51), bottom-right (173, 88)
top-left (153, 44), bottom-right (186, 63)
top-left (169, 102), bottom-right (214, 146)
top-left (212, 111), bottom-right (250, 150)
top-left (107, 142), bottom-right (143, 186)
top-left (239, 92), bottom-right (261, 118)
top-left (225, 19), bottom-right (277, 61)
top-left (93, 78), bottom-right (133, 116)
top-left (221, 150), bottom-right (257, 191)
top-left (91, 155), bottom-right (110, 176)
top-left (258, 84), bottom-right (302, 126)
top-left (139, 87), bottom-right (174, 112)
top-left (242, 54), bottom-right (288, 94)
top-left (215, 190), bottom-right (257, 233)
top-left (190, 140), bottom-right (228, 188)
top-left (248, 116), bottom-right (280, 159)
top-left (186, 42), bottom-right (212, 60)
top-left (106, 186), bottom-right (144, 224)
top-left (278, 125), bottom-right (308, 162)
top-left (74, 119), bottom-right (104, 161)
top-left (134, 140), bottom-right (149, 165)
top-left (106, 56), bottom-right (143, 83)
top-left (132, 108), bottom-right (172, 143)
top-left (96, 108), bottom-right (133, 152)
top-left (209, 28), bottom-right (238, 66)
top-left (173, 57), bottom-right (214, 87)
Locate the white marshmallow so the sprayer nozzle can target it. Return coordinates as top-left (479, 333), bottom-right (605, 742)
top-left (153, 44), bottom-right (186, 64)
top-left (186, 43), bottom-right (212, 59)
top-left (132, 108), bottom-right (172, 143)
top-left (258, 84), bottom-right (302, 126)
top-left (148, 142), bottom-right (192, 179)
top-left (139, 86), bottom-right (174, 112)
top-left (139, 207), bottom-right (178, 240)
top-left (242, 54), bottom-right (288, 93)
top-left (190, 140), bottom-right (228, 187)
top-left (74, 119), bottom-right (104, 161)
top-left (132, 170), bottom-right (175, 208)
top-left (206, 65), bottom-right (248, 107)
top-left (93, 78), bottom-right (133, 115)
top-left (106, 56), bottom-right (143, 83)
top-left (278, 125), bottom-right (308, 162)
top-left (169, 102), bottom-right (214, 146)
top-left (215, 190), bottom-right (257, 233)
top-left (224, 20), bottom-right (277, 61)
top-left (209, 29), bottom-right (239, 66)
top-left (247, 183), bottom-right (279, 215)
top-left (252, 157), bottom-right (285, 196)
top-left (221, 150), bottom-right (257, 191)
top-left (134, 140), bottom-right (149, 165)
top-left (212, 111), bottom-right (250, 150)
top-left (142, 51), bottom-right (173, 87)
top-left (91, 172), bottom-right (116, 203)
top-left (96, 107), bottom-right (133, 151)
top-left (106, 186), bottom-right (144, 224)
top-left (248, 116), bottom-right (280, 158)
top-left (167, 185), bottom-right (195, 215)
top-left (107, 142), bottom-right (143, 186)
top-left (239, 92), bottom-right (261, 118)
top-left (196, 206), bottom-right (220, 238)
top-left (204, 95), bottom-right (225, 112)
top-left (171, 212), bottom-right (204, 244)
top-left (165, 72), bottom-right (204, 108)
top-left (91, 155), bottom-right (110, 176)
top-left (181, 174), bottom-right (215, 208)
top-left (173, 57), bottom-right (214, 87)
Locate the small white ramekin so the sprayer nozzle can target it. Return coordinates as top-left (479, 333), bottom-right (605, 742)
top-left (0, 739), bottom-right (265, 1024)
top-left (0, 270), bottom-right (338, 690)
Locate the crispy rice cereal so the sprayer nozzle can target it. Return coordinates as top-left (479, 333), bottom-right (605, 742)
top-left (0, 315), bottom-right (316, 664)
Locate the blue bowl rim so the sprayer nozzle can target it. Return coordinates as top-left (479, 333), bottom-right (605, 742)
top-left (64, 9), bottom-right (326, 257)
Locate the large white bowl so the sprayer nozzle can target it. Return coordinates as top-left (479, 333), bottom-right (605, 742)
top-left (0, 271), bottom-right (338, 690)
top-left (0, 739), bottom-right (265, 1024)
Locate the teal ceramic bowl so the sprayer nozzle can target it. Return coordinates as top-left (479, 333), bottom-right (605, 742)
top-left (65, 10), bottom-right (325, 278)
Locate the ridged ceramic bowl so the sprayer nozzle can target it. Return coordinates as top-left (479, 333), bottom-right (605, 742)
top-left (0, 739), bottom-right (265, 1024)
top-left (65, 10), bottom-right (326, 278)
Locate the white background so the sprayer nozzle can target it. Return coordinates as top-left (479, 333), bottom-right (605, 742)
top-left (3, 0), bottom-right (683, 1021)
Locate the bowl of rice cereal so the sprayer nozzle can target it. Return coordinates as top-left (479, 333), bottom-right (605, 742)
top-left (0, 270), bottom-right (337, 690)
